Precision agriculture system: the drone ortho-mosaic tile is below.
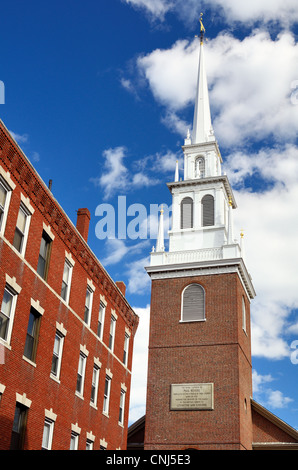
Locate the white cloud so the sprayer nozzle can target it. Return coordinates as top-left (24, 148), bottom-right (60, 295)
top-left (126, 255), bottom-right (151, 294)
top-left (136, 31), bottom-right (298, 148)
top-left (90, 146), bottom-right (160, 199)
top-left (9, 130), bottom-right (29, 144)
top-left (129, 304), bottom-right (151, 424)
top-left (252, 370), bottom-right (293, 409)
top-left (226, 144), bottom-right (298, 359)
top-left (101, 238), bottom-right (150, 266)
top-left (123, 0), bottom-right (298, 26)
top-left (122, 0), bottom-right (172, 20)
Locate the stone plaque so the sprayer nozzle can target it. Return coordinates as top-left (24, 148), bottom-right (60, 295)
top-left (170, 383), bottom-right (214, 411)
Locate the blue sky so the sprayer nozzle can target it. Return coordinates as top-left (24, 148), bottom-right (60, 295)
top-left (1, 0), bottom-right (298, 430)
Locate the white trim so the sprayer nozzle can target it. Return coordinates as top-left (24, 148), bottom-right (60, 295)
top-left (42, 222), bottom-right (55, 240)
top-left (31, 298), bottom-right (45, 315)
top-left (45, 408), bottom-right (57, 422)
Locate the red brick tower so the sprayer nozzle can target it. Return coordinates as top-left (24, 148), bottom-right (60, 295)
top-left (144, 17), bottom-right (256, 450)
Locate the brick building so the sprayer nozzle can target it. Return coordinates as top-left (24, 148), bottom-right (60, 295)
top-left (134, 22), bottom-right (298, 450)
top-left (0, 119), bottom-right (139, 450)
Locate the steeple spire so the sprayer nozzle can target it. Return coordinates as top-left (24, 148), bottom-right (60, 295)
top-left (192, 14), bottom-right (214, 145)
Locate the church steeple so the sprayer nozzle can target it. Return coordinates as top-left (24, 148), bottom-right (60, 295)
top-left (192, 14), bottom-right (214, 145)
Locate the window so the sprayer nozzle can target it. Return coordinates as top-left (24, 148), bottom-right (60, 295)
top-left (61, 259), bottom-right (73, 304)
top-left (103, 375), bottom-right (111, 415)
top-left (180, 197), bottom-right (193, 229)
top-left (24, 308), bottom-right (41, 363)
top-left (108, 315), bottom-right (116, 352)
top-left (76, 353), bottom-right (87, 396)
top-left (42, 419), bottom-right (55, 450)
top-left (37, 231), bottom-right (52, 280)
top-left (195, 156), bottom-right (205, 178)
top-left (0, 175), bottom-right (14, 235)
top-left (242, 297), bottom-right (247, 333)
top-left (97, 302), bottom-right (106, 340)
top-left (0, 286), bottom-right (17, 344)
top-left (51, 331), bottom-right (64, 379)
top-left (202, 194), bottom-right (215, 227)
top-left (84, 287), bottom-right (93, 326)
top-left (70, 432), bottom-right (79, 450)
top-left (13, 203), bottom-right (31, 255)
top-left (123, 332), bottom-right (130, 366)
top-left (118, 389), bottom-right (126, 426)
top-left (181, 284), bottom-right (205, 322)
top-left (86, 439), bottom-right (93, 450)
top-left (10, 403), bottom-right (28, 450)
top-left (90, 364), bottom-right (100, 406)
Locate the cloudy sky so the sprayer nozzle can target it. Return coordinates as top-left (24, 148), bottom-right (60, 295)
top-left (1, 0), bottom-right (298, 429)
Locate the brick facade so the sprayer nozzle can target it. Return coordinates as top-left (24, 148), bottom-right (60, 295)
top-left (0, 120), bottom-right (139, 450)
top-left (144, 272), bottom-right (253, 450)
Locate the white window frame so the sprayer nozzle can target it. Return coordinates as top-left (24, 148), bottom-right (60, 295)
top-left (90, 363), bottom-right (100, 407)
top-left (97, 301), bottom-right (106, 341)
top-left (70, 432), bottom-right (79, 450)
top-left (118, 388), bottom-right (126, 426)
top-left (86, 439), bottom-right (93, 450)
top-left (108, 312), bottom-right (117, 352)
top-left (0, 167), bottom-right (15, 237)
top-left (123, 331), bottom-right (130, 366)
top-left (13, 195), bottom-right (34, 257)
top-left (76, 346), bottom-right (88, 397)
top-left (180, 283), bottom-right (206, 323)
top-left (103, 371), bottom-right (112, 416)
top-left (61, 259), bottom-right (73, 304)
top-left (42, 418), bottom-right (55, 450)
top-left (0, 275), bottom-right (21, 347)
top-left (50, 324), bottom-right (66, 381)
top-left (84, 286), bottom-right (93, 327)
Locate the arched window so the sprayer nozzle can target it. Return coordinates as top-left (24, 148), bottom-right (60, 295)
top-left (181, 284), bottom-right (205, 322)
top-left (195, 157), bottom-right (205, 178)
top-left (180, 197), bottom-right (193, 229)
top-left (202, 195), bottom-right (214, 227)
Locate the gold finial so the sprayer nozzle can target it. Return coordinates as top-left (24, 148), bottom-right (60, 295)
top-left (240, 229), bottom-right (244, 239)
top-left (229, 196), bottom-right (233, 207)
top-left (199, 13), bottom-right (205, 44)
top-left (160, 204), bottom-right (164, 215)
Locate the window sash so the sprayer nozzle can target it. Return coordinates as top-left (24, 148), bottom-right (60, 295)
top-left (119, 390), bottom-right (126, 424)
top-left (103, 376), bottom-right (111, 414)
top-left (109, 316), bottom-right (116, 351)
top-left (0, 288), bottom-right (14, 341)
top-left (42, 419), bottom-right (54, 450)
top-left (76, 353), bottom-right (86, 395)
top-left (37, 232), bottom-right (51, 279)
top-left (123, 334), bottom-right (129, 365)
top-left (51, 332), bottom-right (63, 377)
top-left (97, 303), bottom-right (105, 339)
top-left (24, 309), bottom-right (41, 362)
top-left (90, 365), bottom-right (99, 404)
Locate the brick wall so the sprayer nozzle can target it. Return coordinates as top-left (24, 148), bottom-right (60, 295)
top-left (0, 120), bottom-right (138, 450)
top-left (145, 272), bottom-right (253, 450)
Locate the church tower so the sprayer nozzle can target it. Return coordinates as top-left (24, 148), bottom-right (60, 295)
top-left (144, 16), bottom-right (256, 450)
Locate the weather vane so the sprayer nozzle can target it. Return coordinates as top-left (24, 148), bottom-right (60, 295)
top-left (195, 13), bottom-right (206, 44)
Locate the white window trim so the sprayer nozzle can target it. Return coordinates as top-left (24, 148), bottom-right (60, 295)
top-left (84, 286), bottom-right (94, 327)
top-left (109, 313), bottom-right (117, 353)
top-left (61, 258), bottom-right (73, 305)
top-left (0, 276), bottom-right (21, 347)
top-left (13, 202), bottom-right (32, 257)
top-left (90, 362), bottom-right (100, 408)
top-left (123, 331), bottom-right (130, 367)
top-left (76, 351), bottom-right (87, 398)
top-left (97, 301), bottom-right (106, 341)
top-left (50, 329), bottom-right (65, 382)
top-left (118, 388), bottom-right (126, 426)
top-left (103, 374), bottom-right (112, 417)
top-left (42, 417), bottom-right (55, 450)
top-left (180, 283), bottom-right (206, 323)
top-left (0, 166), bottom-right (15, 237)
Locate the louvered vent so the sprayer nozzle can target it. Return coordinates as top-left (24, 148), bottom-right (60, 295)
top-left (202, 194), bottom-right (214, 227)
top-left (182, 284), bottom-right (205, 322)
top-left (180, 197), bottom-right (193, 229)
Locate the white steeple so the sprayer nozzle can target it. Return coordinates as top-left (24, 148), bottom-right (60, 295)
top-left (192, 14), bottom-right (214, 145)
